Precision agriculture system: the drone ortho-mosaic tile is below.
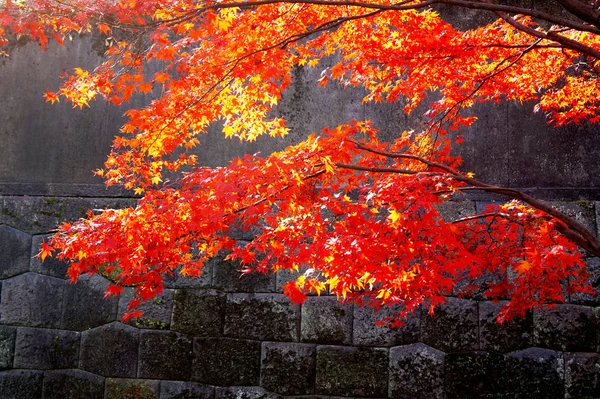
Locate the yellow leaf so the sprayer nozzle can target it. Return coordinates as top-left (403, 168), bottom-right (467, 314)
top-left (388, 209), bottom-right (401, 225)
top-left (515, 260), bottom-right (532, 275)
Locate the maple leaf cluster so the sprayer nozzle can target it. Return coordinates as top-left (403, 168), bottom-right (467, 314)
top-left (1, 0), bottom-right (599, 323)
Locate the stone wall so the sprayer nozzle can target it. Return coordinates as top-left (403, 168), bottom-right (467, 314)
top-left (0, 195), bottom-right (599, 399)
top-left (2, 38), bottom-right (600, 199)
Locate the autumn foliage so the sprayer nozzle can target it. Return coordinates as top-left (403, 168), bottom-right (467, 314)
top-left (3, 0), bottom-right (600, 323)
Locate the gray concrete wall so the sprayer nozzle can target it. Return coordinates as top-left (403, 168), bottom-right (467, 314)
top-left (1, 37), bottom-right (600, 198)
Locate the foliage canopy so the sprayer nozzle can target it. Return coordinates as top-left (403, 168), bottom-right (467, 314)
top-left (2, 0), bottom-right (600, 322)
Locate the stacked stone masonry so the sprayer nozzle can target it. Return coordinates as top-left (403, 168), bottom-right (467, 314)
top-left (0, 196), bottom-right (599, 399)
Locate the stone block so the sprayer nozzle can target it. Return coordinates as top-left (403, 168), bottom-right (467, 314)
top-left (193, 337), bottom-right (261, 386)
top-left (118, 288), bottom-right (173, 330)
top-left (275, 266), bottom-right (318, 295)
top-left (479, 301), bottom-right (533, 352)
top-left (0, 370), bottom-right (43, 399)
top-left (1, 196), bottom-right (136, 235)
top-left (389, 343), bottom-right (445, 399)
top-left (41, 369), bottom-right (104, 399)
top-left (61, 274), bottom-right (119, 331)
top-left (225, 293), bottom-right (299, 341)
top-left (79, 322), bottom-right (138, 378)
top-left (105, 378), bottom-right (159, 399)
top-left (163, 263), bottom-right (213, 289)
top-left (597, 306), bottom-right (600, 353)
top-left (316, 345), bottom-right (388, 397)
top-left (30, 234), bottom-right (69, 279)
top-left (353, 305), bottom-right (419, 347)
top-left (444, 352), bottom-right (506, 398)
top-left (500, 348), bottom-right (564, 399)
top-left (14, 327), bottom-right (79, 369)
top-left (139, 330), bottom-right (192, 380)
top-left (570, 256), bottom-right (600, 305)
top-left (564, 352), bottom-right (600, 399)
top-left (160, 381), bottom-right (214, 399)
top-left (0, 326), bottom-right (16, 370)
top-left (0, 272), bottom-right (64, 327)
top-left (212, 255), bottom-right (276, 293)
top-left (421, 297), bottom-right (478, 352)
top-left (300, 297), bottom-right (353, 345)
top-left (435, 200), bottom-right (476, 222)
top-left (171, 289), bottom-right (225, 336)
top-left (260, 342), bottom-right (316, 395)
top-left (534, 304), bottom-right (596, 351)
top-left (549, 201), bottom-right (597, 236)
top-left (275, 267), bottom-right (303, 294)
top-left (214, 387), bottom-right (281, 399)
top-left (0, 225), bottom-right (31, 279)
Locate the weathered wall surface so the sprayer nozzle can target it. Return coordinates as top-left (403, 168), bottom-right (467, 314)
top-left (0, 197), bottom-right (599, 399)
top-left (1, 37), bottom-right (600, 198)
top-left (1, 12), bottom-right (600, 398)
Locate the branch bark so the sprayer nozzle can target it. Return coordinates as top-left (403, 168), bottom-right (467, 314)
top-left (342, 142), bottom-right (600, 257)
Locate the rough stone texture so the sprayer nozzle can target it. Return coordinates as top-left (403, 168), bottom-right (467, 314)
top-left (118, 288), bottom-right (173, 330)
top-left (445, 348), bottom-right (565, 398)
top-left (224, 294), bottom-right (299, 342)
top-left (79, 322), bottom-right (139, 378)
top-left (160, 381), bottom-right (215, 399)
top-left (0, 225), bottom-right (31, 279)
top-left (3, 38), bottom-right (600, 193)
top-left (353, 305), bottom-right (419, 347)
top-left (138, 331), bottom-right (192, 380)
top-left (301, 297), bottom-right (353, 345)
top-left (435, 200), bottom-right (477, 222)
top-left (29, 234), bottom-right (69, 279)
top-left (549, 201), bottom-right (597, 236)
top-left (1, 196), bottom-right (137, 235)
top-left (163, 263), bottom-right (213, 289)
top-left (61, 274), bottom-right (118, 331)
top-left (564, 352), bottom-right (600, 399)
top-left (214, 387), bottom-right (282, 399)
top-left (316, 345), bottom-right (388, 397)
top-left (105, 378), bottom-right (160, 399)
top-left (534, 304), bottom-right (597, 351)
top-left (479, 301), bottom-right (533, 352)
top-left (0, 369), bottom-right (43, 399)
top-left (445, 352), bottom-right (507, 399)
top-left (193, 337), bottom-right (261, 386)
top-left (421, 297), bottom-right (479, 352)
top-left (260, 342), bottom-right (316, 395)
top-left (275, 267), bottom-right (304, 294)
top-left (171, 289), bottom-right (225, 336)
top-left (14, 327), bottom-right (79, 369)
top-left (597, 306), bottom-right (600, 353)
top-left (597, 201), bottom-right (600, 245)
top-left (41, 369), bottom-right (104, 399)
top-left (570, 256), bottom-right (600, 305)
top-left (212, 256), bottom-right (276, 293)
top-left (501, 348), bottom-right (564, 399)
top-left (0, 326), bottom-right (16, 370)
top-left (0, 272), bottom-right (65, 328)
top-left (389, 344), bottom-right (445, 399)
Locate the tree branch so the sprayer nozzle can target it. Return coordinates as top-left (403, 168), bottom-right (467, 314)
top-left (346, 142), bottom-right (600, 256)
